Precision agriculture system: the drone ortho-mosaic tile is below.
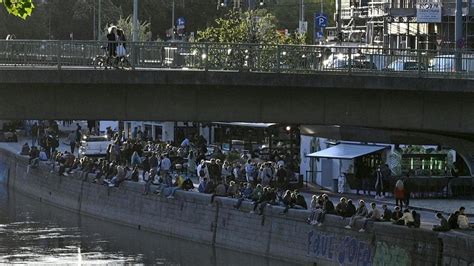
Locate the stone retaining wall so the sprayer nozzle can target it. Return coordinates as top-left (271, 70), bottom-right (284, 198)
top-left (1, 148), bottom-right (472, 266)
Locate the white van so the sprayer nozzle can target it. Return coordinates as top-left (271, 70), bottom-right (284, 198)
top-left (78, 135), bottom-right (112, 158)
top-left (429, 54), bottom-right (474, 72)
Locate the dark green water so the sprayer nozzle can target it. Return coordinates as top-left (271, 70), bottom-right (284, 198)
top-left (0, 165), bottom-right (298, 265)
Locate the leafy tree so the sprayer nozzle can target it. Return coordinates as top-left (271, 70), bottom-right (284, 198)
top-left (116, 16), bottom-right (152, 41)
top-left (197, 9), bottom-right (304, 44)
top-left (0, 0), bottom-right (34, 19)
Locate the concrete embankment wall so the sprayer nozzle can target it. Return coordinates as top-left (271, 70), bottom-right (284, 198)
top-left (1, 148), bottom-right (472, 266)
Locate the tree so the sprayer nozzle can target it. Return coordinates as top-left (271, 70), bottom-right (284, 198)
top-left (197, 9), bottom-right (305, 45)
top-left (0, 0), bottom-right (34, 19)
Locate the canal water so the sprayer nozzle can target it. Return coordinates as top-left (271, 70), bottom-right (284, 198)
top-left (0, 164), bottom-right (299, 265)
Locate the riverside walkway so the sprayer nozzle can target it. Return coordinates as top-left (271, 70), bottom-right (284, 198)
top-left (2, 138), bottom-right (472, 228)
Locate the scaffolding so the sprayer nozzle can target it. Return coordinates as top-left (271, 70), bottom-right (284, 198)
top-left (332, 0), bottom-right (474, 49)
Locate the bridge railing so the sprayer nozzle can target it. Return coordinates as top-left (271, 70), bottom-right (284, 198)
top-left (0, 40), bottom-right (473, 78)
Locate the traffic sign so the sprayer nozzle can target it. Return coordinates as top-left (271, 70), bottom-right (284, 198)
top-left (177, 17), bottom-right (186, 26)
top-left (315, 13), bottom-right (328, 28)
top-left (315, 31), bottom-right (324, 39)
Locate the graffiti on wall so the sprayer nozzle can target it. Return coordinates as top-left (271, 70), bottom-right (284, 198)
top-left (372, 242), bottom-right (410, 266)
top-left (443, 256), bottom-right (474, 266)
top-left (307, 230), bottom-right (372, 265)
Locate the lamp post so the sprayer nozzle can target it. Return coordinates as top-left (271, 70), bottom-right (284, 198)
top-left (98, 0), bottom-right (102, 40)
top-left (171, 0), bottom-right (175, 40)
top-left (455, 0), bottom-right (463, 71)
top-left (133, 0), bottom-right (139, 42)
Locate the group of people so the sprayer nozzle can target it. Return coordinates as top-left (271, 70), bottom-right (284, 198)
top-left (305, 195), bottom-right (422, 232)
top-left (433, 207), bottom-right (473, 231)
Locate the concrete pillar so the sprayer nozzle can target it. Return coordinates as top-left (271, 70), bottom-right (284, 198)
top-left (151, 125), bottom-right (156, 141)
top-left (124, 122), bottom-right (129, 139)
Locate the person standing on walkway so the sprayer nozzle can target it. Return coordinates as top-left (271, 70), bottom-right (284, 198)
top-left (374, 165), bottom-right (384, 199)
top-left (394, 179), bottom-right (405, 208)
top-left (160, 154), bottom-right (172, 186)
top-left (67, 130), bottom-right (76, 154)
top-left (31, 122), bottom-right (38, 147)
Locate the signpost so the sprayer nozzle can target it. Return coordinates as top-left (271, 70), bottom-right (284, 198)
top-left (314, 13), bottom-right (328, 43)
top-left (176, 17), bottom-right (186, 37)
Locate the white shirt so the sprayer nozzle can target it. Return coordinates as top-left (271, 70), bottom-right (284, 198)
top-left (458, 214), bottom-right (470, 229)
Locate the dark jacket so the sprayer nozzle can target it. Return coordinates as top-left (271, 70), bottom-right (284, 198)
top-left (295, 194), bottom-right (307, 209)
top-left (346, 203), bottom-right (356, 217)
top-left (382, 209), bottom-right (393, 221)
top-left (335, 202), bottom-right (347, 217)
top-left (433, 217), bottom-right (450, 232)
top-left (106, 32), bottom-right (117, 57)
top-left (324, 200), bottom-right (335, 214)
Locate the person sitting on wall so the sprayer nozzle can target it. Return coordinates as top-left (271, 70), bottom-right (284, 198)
top-left (280, 189), bottom-right (295, 215)
top-left (233, 182), bottom-right (253, 210)
top-left (432, 213), bottom-right (450, 232)
top-left (210, 181), bottom-right (227, 204)
top-left (307, 195), bottom-right (323, 224)
top-left (391, 206), bottom-right (403, 222)
top-left (394, 209), bottom-right (415, 226)
top-left (359, 202), bottom-right (382, 232)
top-left (313, 194), bottom-right (335, 226)
top-left (226, 181), bottom-right (239, 198)
top-left (345, 200), bottom-right (368, 230)
top-left (20, 142), bottom-right (30, 156)
top-left (447, 211), bottom-right (460, 229)
top-left (345, 199), bottom-right (356, 217)
top-left (38, 148), bottom-right (48, 161)
top-left (457, 207), bottom-right (473, 229)
top-left (381, 204), bottom-right (392, 222)
top-left (335, 197), bottom-right (348, 218)
top-left (28, 146), bottom-right (40, 167)
top-left (294, 190), bottom-right (308, 210)
top-left (198, 177), bottom-right (208, 193)
top-left (411, 210), bottom-right (421, 228)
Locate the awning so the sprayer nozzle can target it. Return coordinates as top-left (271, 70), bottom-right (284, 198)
top-left (306, 143), bottom-right (388, 160)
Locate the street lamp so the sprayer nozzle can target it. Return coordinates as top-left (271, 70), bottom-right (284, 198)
top-left (132, 0), bottom-right (139, 42)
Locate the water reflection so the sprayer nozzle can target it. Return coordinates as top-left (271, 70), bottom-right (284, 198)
top-left (0, 184), bottom-right (299, 265)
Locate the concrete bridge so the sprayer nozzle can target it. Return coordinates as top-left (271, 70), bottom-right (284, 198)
top-left (1, 67), bottom-right (474, 136)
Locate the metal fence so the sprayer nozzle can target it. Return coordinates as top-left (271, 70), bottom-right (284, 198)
top-left (0, 40), bottom-right (474, 78)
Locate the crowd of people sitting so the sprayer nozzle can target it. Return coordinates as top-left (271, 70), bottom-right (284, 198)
top-left (20, 122), bottom-right (472, 233)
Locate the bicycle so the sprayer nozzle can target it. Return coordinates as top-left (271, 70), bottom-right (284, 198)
top-left (93, 46), bottom-right (131, 70)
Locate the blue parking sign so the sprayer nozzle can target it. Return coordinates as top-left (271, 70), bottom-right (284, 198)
top-left (315, 13), bottom-right (328, 28)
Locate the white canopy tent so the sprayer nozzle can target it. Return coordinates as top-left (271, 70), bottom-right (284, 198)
top-left (306, 143), bottom-right (388, 159)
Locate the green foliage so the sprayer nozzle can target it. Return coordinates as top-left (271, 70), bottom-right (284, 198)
top-left (0, 0), bottom-right (34, 20)
top-left (197, 9), bottom-right (304, 45)
top-left (116, 16), bottom-right (152, 41)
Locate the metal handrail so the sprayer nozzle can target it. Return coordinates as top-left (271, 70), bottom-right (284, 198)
top-left (0, 40), bottom-right (473, 78)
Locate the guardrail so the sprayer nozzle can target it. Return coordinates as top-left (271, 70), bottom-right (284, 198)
top-left (0, 40), bottom-right (474, 78)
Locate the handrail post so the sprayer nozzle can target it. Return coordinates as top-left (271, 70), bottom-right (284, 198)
top-left (204, 43), bottom-right (209, 71)
top-left (417, 49), bottom-right (422, 77)
top-left (57, 41), bottom-right (62, 70)
top-left (276, 45), bottom-right (281, 73)
top-left (347, 47), bottom-right (352, 74)
top-left (131, 41), bottom-right (136, 70)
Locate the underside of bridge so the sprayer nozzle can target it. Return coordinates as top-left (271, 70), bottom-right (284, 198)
top-left (1, 69), bottom-right (474, 135)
